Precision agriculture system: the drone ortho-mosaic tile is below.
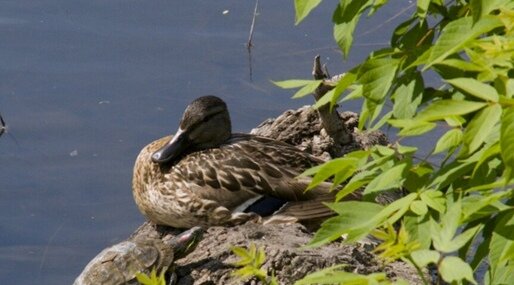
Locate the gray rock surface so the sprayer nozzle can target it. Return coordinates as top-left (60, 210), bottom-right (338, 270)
top-left (175, 222), bottom-right (423, 285)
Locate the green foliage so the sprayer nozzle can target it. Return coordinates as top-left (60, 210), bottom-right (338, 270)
top-left (372, 223), bottom-right (421, 263)
top-left (281, 0), bottom-right (514, 284)
top-left (272, 79), bottom-right (323, 99)
top-left (135, 268), bottom-right (167, 285)
top-left (294, 0), bottom-right (322, 25)
top-left (295, 265), bottom-right (400, 285)
top-left (231, 243), bottom-right (278, 285)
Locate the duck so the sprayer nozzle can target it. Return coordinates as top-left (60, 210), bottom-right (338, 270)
top-left (132, 95), bottom-right (358, 228)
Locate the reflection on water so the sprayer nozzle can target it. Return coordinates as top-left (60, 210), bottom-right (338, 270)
top-left (0, 1), bottom-right (412, 284)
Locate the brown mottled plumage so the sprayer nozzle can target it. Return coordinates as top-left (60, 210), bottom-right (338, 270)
top-left (133, 96), bottom-right (355, 228)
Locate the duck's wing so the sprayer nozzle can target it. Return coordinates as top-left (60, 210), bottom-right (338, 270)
top-left (179, 134), bottom-right (354, 202)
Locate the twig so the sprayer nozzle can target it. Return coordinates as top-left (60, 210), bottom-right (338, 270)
top-left (0, 113), bottom-right (5, 137)
top-left (246, 0), bottom-right (259, 81)
top-left (247, 0), bottom-right (259, 50)
top-left (311, 55), bottom-right (353, 144)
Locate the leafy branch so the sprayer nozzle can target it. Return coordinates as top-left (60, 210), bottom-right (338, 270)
top-left (278, 0), bottom-right (514, 284)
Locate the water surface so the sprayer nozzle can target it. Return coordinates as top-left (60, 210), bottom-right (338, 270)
top-left (0, 1), bottom-right (414, 283)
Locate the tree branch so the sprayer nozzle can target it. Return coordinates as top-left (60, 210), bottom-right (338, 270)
top-left (311, 55), bottom-right (352, 145)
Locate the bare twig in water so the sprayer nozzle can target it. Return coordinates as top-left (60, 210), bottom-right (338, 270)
top-left (0, 113), bottom-right (5, 137)
top-left (246, 0), bottom-right (259, 81)
top-left (247, 0), bottom-right (259, 50)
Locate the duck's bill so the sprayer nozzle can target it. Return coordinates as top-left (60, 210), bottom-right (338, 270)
top-left (151, 128), bottom-right (189, 164)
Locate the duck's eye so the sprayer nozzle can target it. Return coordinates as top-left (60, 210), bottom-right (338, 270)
top-left (201, 116), bottom-right (209, 123)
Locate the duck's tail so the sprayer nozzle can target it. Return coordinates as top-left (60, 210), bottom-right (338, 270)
top-left (264, 181), bottom-right (361, 225)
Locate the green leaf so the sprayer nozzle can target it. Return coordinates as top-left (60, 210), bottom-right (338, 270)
top-left (318, 195), bottom-right (407, 247)
top-left (383, 193), bottom-right (418, 225)
top-left (420, 190), bottom-right (445, 213)
top-left (500, 242), bottom-right (514, 263)
top-left (404, 214), bottom-right (432, 249)
top-left (449, 225), bottom-right (482, 252)
top-left (231, 246), bottom-right (253, 266)
top-left (341, 85), bottom-right (363, 102)
top-left (332, 1), bottom-right (373, 58)
top-left (326, 201), bottom-right (383, 216)
top-left (507, 79), bottom-right (514, 98)
top-left (135, 268), bottom-right (166, 285)
top-left (473, 142), bottom-right (501, 176)
top-left (362, 99), bottom-right (385, 128)
top-left (315, 71), bottom-right (358, 109)
top-left (312, 89), bottom-right (335, 110)
top-left (272, 79), bottom-right (315, 89)
top-left (422, 16), bottom-right (503, 70)
top-left (135, 273), bottom-right (153, 285)
top-left (389, 119), bottom-right (437, 137)
top-left (368, 193), bottom-right (417, 226)
top-left (446, 78), bottom-right (499, 102)
top-left (358, 58), bottom-right (400, 102)
top-left (444, 115), bottom-right (466, 127)
top-left (429, 159), bottom-right (475, 189)
top-left (501, 107), bottom-right (514, 181)
top-left (462, 191), bottom-right (511, 222)
top-left (460, 104), bottom-right (502, 156)
top-left (416, 0), bottom-right (430, 19)
top-left (416, 100), bottom-right (487, 121)
top-left (489, 210), bottom-right (514, 273)
top-left (392, 73), bottom-right (424, 119)
top-left (370, 110), bottom-right (392, 130)
top-left (433, 128), bottom-right (463, 154)
top-left (304, 157), bottom-right (359, 190)
top-left (439, 256), bottom-right (478, 285)
top-left (272, 78), bottom-right (323, 99)
top-left (364, 163), bottom-right (408, 194)
top-left (295, 265), bottom-right (387, 285)
top-left (437, 58), bottom-right (484, 72)
top-left (470, 0), bottom-right (514, 22)
top-left (404, 163), bottom-right (433, 193)
top-left (291, 81), bottom-right (322, 99)
top-left (294, 0), bottom-right (323, 25)
top-left (410, 249), bottom-right (441, 268)
top-left (464, 178), bottom-right (507, 193)
top-left (336, 169), bottom-right (375, 201)
top-left (308, 201), bottom-right (384, 247)
top-left (432, 203), bottom-right (482, 253)
top-left (410, 200), bottom-right (428, 216)
top-left (432, 201), bottom-right (461, 252)
top-left (373, 145), bottom-right (395, 156)
top-left (302, 150), bottom-right (368, 190)
top-left (396, 144), bottom-right (418, 155)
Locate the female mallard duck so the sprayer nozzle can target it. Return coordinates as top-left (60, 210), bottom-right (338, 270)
top-left (133, 96), bottom-right (357, 228)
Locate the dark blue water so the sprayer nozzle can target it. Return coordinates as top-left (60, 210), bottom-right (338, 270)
top-left (0, 1), bottom-right (414, 284)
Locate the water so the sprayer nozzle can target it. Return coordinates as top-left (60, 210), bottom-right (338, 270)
top-left (0, 1), bottom-right (414, 284)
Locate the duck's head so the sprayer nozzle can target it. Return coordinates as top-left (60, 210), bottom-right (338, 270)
top-left (151, 95), bottom-right (232, 164)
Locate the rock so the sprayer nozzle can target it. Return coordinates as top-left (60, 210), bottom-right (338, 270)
top-left (174, 223), bottom-right (424, 284)
top-left (251, 106), bottom-right (388, 160)
top-left (77, 105), bottom-right (422, 284)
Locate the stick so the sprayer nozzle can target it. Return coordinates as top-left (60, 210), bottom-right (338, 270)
top-left (247, 0), bottom-right (259, 49)
top-left (311, 55), bottom-right (352, 144)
